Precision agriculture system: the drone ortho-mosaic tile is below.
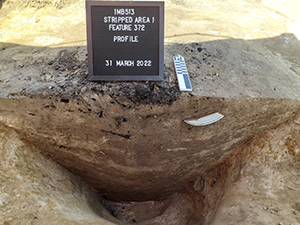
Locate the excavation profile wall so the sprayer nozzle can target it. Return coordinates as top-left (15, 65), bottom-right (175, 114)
top-left (1, 0), bottom-right (300, 224)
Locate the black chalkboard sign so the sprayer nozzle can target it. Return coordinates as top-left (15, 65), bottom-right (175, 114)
top-left (86, 1), bottom-right (164, 81)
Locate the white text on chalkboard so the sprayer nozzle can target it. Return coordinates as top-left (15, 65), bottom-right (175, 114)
top-left (104, 60), bottom-right (152, 67)
top-left (114, 8), bottom-right (135, 15)
top-left (113, 36), bottom-right (138, 42)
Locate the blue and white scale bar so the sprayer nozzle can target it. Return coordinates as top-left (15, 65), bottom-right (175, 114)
top-left (173, 54), bottom-right (192, 91)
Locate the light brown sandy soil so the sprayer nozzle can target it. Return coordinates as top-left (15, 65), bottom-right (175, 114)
top-left (0, 124), bottom-right (124, 225)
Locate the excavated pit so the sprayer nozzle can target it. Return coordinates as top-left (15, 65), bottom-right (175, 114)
top-left (1, 37), bottom-right (300, 224)
top-left (97, 144), bottom-right (247, 224)
top-left (1, 0), bottom-right (300, 224)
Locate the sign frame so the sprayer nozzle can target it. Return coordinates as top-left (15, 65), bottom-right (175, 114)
top-left (86, 1), bottom-right (165, 81)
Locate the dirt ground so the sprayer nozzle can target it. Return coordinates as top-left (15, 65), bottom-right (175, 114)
top-left (1, 0), bottom-right (300, 224)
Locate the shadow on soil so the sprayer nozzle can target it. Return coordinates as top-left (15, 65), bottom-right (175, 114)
top-left (0, 0), bottom-right (5, 9)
